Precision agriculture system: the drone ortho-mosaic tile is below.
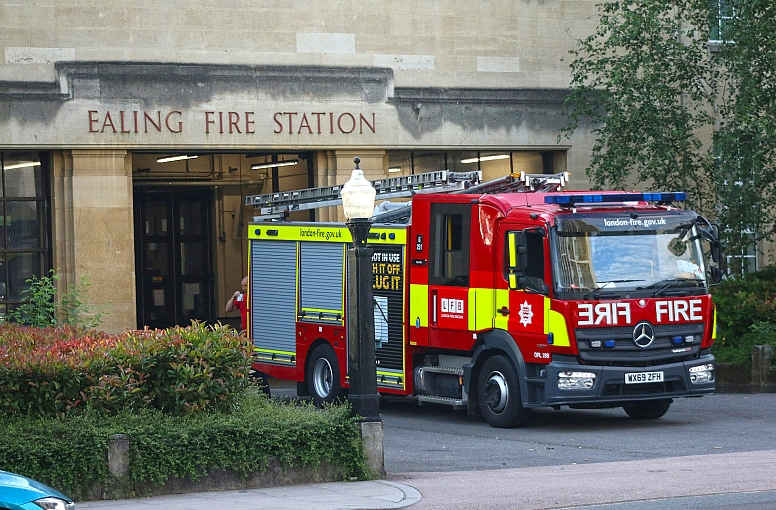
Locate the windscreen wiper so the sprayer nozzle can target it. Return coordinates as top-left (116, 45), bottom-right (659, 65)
top-left (647, 278), bottom-right (704, 297)
top-left (583, 279), bottom-right (644, 300)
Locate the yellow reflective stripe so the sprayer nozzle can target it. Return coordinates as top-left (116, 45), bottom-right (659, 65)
top-left (712, 307), bottom-right (717, 340)
top-left (508, 274), bottom-right (517, 289)
top-left (494, 288), bottom-right (510, 331)
top-left (508, 233), bottom-right (516, 267)
top-left (543, 298), bottom-right (551, 334)
top-left (409, 284), bottom-right (428, 328)
top-left (248, 224), bottom-right (406, 244)
top-left (469, 287), bottom-right (496, 331)
top-left (253, 347), bottom-right (296, 356)
top-left (547, 309), bottom-right (570, 347)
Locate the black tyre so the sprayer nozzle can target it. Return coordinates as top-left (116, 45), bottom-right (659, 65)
top-left (623, 399), bottom-right (672, 419)
top-left (306, 343), bottom-right (344, 406)
top-left (477, 355), bottom-right (530, 428)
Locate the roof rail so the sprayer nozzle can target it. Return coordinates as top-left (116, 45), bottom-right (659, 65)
top-left (247, 170), bottom-right (481, 220)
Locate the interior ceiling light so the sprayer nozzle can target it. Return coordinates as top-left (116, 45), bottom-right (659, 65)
top-left (2, 161), bottom-right (42, 170)
top-left (251, 160), bottom-right (299, 170)
top-left (156, 155), bottom-right (199, 163)
top-left (460, 154), bottom-right (510, 164)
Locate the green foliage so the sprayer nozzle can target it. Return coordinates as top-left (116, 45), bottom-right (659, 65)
top-left (711, 265), bottom-right (776, 365)
top-left (712, 0), bottom-right (776, 252)
top-left (2, 270), bottom-right (109, 329)
top-left (562, 0), bottom-right (716, 213)
top-left (563, 0), bottom-right (776, 251)
top-left (0, 393), bottom-right (368, 500)
top-left (0, 322), bottom-right (251, 417)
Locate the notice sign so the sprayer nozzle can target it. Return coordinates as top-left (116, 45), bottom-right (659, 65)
top-left (369, 246), bottom-right (404, 371)
top-left (372, 249), bottom-right (403, 291)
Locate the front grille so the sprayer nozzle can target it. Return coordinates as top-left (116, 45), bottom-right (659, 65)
top-left (575, 323), bottom-right (704, 367)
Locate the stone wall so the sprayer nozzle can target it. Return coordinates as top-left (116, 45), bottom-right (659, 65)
top-left (0, 0), bottom-right (598, 90)
top-left (716, 345), bottom-right (776, 393)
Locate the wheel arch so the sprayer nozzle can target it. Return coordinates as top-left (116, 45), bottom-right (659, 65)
top-left (464, 329), bottom-right (529, 408)
top-left (304, 338), bottom-right (337, 381)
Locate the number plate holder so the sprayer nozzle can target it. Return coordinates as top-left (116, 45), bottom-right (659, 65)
top-left (624, 371), bottom-right (664, 385)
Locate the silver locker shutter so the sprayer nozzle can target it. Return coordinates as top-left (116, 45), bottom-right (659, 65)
top-left (250, 240), bottom-right (297, 353)
top-left (300, 242), bottom-right (344, 314)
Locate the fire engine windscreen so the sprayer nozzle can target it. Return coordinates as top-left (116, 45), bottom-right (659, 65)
top-left (552, 212), bottom-right (707, 297)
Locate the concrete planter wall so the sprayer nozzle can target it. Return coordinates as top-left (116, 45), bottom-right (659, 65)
top-left (88, 433), bottom-right (350, 501)
top-left (716, 345), bottom-right (776, 394)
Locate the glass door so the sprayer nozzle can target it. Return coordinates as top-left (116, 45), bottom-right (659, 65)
top-left (135, 189), bottom-right (213, 329)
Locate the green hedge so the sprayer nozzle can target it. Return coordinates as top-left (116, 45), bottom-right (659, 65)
top-left (711, 265), bottom-right (776, 366)
top-left (0, 392), bottom-right (368, 500)
top-left (0, 322), bottom-right (251, 417)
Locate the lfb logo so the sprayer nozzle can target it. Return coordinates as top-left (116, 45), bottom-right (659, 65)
top-left (441, 298), bottom-right (464, 314)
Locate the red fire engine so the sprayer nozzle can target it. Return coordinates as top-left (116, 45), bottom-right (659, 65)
top-left (244, 170), bottom-right (720, 428)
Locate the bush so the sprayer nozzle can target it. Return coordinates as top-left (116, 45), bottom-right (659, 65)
top-left (0, 322), bottom-right (251, 417)
top-left (1, 270), bottom-right (109, 329)
top-left (711, 265), bottom-right (776, 366)
top-left (0, 392), bottom-right (368, 500)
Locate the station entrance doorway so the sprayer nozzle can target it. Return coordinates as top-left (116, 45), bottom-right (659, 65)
top-left (134, 188), bottom-right (213, 329)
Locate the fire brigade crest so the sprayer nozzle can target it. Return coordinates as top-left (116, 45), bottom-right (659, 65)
top-left (518, 301), bottom-right (534, 327)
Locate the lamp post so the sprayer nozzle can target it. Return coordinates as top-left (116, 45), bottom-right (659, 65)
top-left (340, 157), bottom-right (380, 422)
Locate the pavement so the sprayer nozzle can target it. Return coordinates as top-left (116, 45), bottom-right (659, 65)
top-left (77, 480), bottom-right (420, 509)
top-left (76, 449), bottom-right (776, 510)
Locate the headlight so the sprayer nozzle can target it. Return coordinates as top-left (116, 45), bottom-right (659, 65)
top-left (558, 371), bottom-right (596, 390)
top-left (688, 363), bottom-right (714, 384)
top-left (34, 497), bottom-right (75, 510)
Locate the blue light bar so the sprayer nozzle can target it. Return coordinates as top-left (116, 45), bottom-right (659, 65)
top-left (604, 340), bottom-right (616, 348)
top-left (544, 192), bottom-right (686, 205)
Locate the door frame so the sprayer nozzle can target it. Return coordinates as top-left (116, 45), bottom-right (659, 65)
top-left (133, 187), bottom-right (214, 329)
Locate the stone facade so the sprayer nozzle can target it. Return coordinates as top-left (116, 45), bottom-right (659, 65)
top-left (0, 1), bottom-right (600, 331)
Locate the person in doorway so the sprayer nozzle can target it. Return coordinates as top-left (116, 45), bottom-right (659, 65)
top-left (225, 276), bottom-right (249, 332)
top-left (225, 276), bottom-right (270, 395)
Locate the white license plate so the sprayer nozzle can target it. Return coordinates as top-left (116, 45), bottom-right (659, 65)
top-left (624, 371), bottom-right (664, 384)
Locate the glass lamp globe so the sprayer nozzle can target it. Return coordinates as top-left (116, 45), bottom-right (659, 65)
top-left (340, 168), bottom-right (376, 220)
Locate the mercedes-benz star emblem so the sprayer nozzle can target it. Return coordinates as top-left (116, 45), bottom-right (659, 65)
top-left (632, 321), bottom-right (655, 348)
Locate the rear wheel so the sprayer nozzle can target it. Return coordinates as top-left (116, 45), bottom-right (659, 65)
top-left (477, 355), bottom-right (530, 428)
top-left (623, 399), bottom-right (672, 419)
top-left (306, 344), bottom-right (344, 405)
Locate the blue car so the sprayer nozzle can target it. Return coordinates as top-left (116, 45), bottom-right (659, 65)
top-left (0, 470), bottom-right (75, 509)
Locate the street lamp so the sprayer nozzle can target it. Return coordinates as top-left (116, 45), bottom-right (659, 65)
top-left (340, 157), bottom-right (380, 422)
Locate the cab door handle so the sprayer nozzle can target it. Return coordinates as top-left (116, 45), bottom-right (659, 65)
top-left (498, 306), bottom-right (510, 316)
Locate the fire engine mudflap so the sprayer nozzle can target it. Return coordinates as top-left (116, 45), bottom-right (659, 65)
top-left (245, 172), bottom-right (722, 428)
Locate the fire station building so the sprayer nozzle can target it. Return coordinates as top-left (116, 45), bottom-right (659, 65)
top-left (0, 1), bottom-right (604, 332)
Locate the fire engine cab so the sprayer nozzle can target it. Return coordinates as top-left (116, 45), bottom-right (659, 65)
top-left (244, 169), bottom-right (720, 428)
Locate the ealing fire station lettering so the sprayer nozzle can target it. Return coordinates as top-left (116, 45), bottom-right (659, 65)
top-left (372, 249), bottom-right (402, 291)
top-left (87, 109), bottom-right (377, 135)
top-left (577, 299), bottom-right (703, 326)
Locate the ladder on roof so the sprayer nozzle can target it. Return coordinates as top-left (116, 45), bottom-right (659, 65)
top-left (246, 170), bottom-right (570, 221)
top-left (373, 171), bottom-right (571, 223)
top-left (246, 170), bottom-right (483, 220)
top-left (464, 171), bottom-right (570, 195)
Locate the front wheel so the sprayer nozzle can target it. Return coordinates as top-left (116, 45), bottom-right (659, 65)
top-left (306, 343), bottom-right (345, 406)
top-left (477, 355), bottom-right (530, 428)
top-left (623, 399), bottom-right (672, 419)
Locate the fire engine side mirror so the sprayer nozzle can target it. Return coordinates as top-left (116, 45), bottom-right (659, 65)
top-left (709, 224), bottom-right (721, 264)
top-left (506, 231), bottom-right (528, 290)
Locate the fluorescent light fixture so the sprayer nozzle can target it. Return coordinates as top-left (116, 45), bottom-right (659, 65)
top-left (156, 155), bottom-right (199, 163)
top-left (460, 154), bottom-right (510, 164)
top-left (251, 160), bottom-right (299, 170)
top-left (388, 166), bottom-right (402, 173)
top-left (3, 161), bottom-right (41, 170)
